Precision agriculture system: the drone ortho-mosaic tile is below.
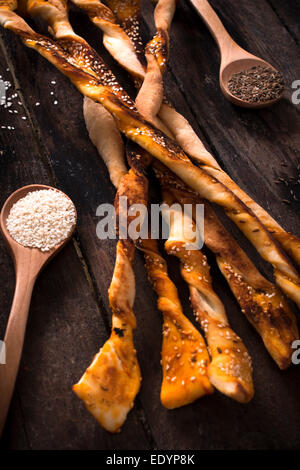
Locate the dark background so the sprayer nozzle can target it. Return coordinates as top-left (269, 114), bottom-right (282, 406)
top-left (0, 0), bottom-right (299, 450)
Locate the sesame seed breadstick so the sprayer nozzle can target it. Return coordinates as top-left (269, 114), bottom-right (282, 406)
top-left (73, 161), bottom-right (146, 432)
top-left (103, 0), bottom-right (145, 64)
top-left (161, 189), bottom-right (254, 402)
top-left (73, 239), bottom-right (142, 433)
top-left (81, 3), bottom-right (214, 408)
top-left (83, 96), bottom-right (127, 188)
top-left (74, 146), bottom-right (150, 431)
top-left (137, 237), bottom-right (213, 408)
top-left (71, 0), bottom-right (146, 80)
top-left (134, 0), bottom-right (176, 133)
top-left (2, 2), bottom-right (300, 309)
top-left (154, 163), bottom-right (298, 369)
top-left (73, 138), bottom-right (150, 431)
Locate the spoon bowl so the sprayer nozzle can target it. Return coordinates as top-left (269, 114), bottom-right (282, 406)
top-left (0, 184), bottom-right (76, 436)
top-left (220, 56), bottom-right (284, 109)
top-left (189, 0), bottom-right (284, 108)
top-left (1, 184), bottom-right (77, 271)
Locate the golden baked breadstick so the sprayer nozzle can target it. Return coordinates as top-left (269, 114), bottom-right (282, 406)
top-left (103, 0), bottom-right (144, 62)
top-left (71, 0), bottom-right (145, 80)
top-left (73, 140), bottom-right (150, 431)
top-left (154, 163), bottom-right (298, 369)
top-left (73, 145), bottom-right (149, 432)
top-left (73, 239), bottom-right (141, 433)
top-left (137, 237), bottom-right (213, 408)
top-left (134, 0), bottom-right (175, 130)
top-left (160, 189), bottom-right (254, 402)
top-left (84, 96), bottom-right (127, 188)
top-left (2, 1), bottom-right (300, 309)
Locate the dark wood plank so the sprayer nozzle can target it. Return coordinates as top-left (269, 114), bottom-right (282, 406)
top-left (267, 0), bottom-right (300, 45)
top-left (0, 392), bottom-right (30, 450)
top-left (0, 36), bottom-right (151, 450)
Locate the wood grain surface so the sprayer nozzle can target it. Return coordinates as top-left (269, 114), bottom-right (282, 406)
top-left (0, 0), bottom-right (299, 450)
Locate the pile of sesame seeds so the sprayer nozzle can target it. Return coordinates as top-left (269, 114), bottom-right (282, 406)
top-left (6, 189), bottom-right (76, 252)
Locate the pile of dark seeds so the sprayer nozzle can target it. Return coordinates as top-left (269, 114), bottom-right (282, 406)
top-left (228, 65), bottom-right (285, 103)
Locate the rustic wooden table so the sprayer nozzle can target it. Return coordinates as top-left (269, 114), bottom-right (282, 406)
top-left (0, 0), bottom-right (299, 450)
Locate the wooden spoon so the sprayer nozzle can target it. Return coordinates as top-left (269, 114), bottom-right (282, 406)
top-left (189, 0), bottom-right (284, 108)
top-left (0, 184), bottom-right (77, 435)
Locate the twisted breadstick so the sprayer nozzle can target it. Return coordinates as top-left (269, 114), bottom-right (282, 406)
top-left (84, 96), bottom-right (127, 187)
top-left (103, 0), bottom-right (144, 62)
top-left (134, 0), bottom-right (175, 126)
top-left (2, 2), bottom-right (300, 308)
top-left (154, 163), bottom-right (298, 369)
top-left (70, 0), bottom-right (145, 80)
top-left (137, 237), bottom-right (213, 408)
top-left (161, 189), bottom-right (254, 402)
top-left (74, 138), bottom-right (146, 425)
top-left (82, 1), bottom-right (213, 407)
top-left (73, 239), bottom-right (141, 433)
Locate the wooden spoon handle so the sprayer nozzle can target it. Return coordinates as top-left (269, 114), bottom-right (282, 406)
top-left (189, 0), bottom-right (237, 55)
top-left (0, 272), bottom-right (35, 435)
